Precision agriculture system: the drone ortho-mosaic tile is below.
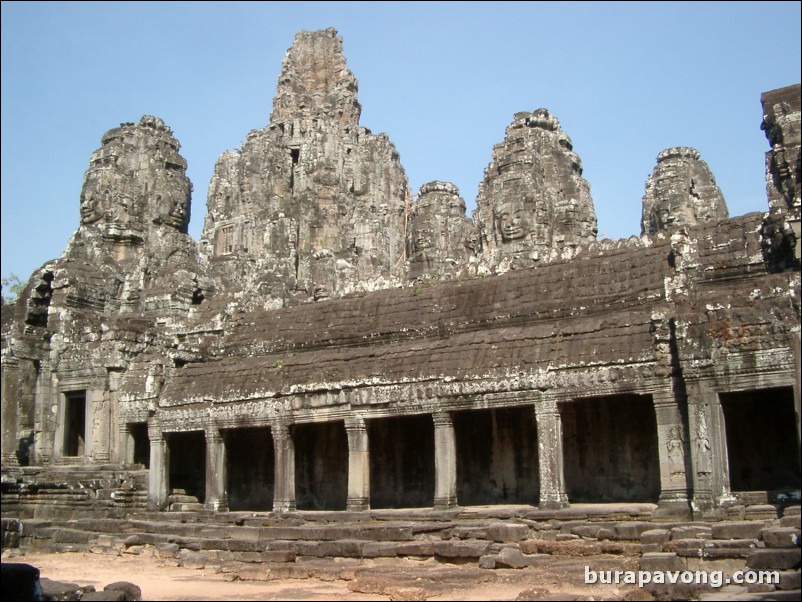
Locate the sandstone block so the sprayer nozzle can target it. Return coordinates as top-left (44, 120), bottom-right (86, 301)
top-left (746, 548), bottom-right (801, 570)
top-left (711, 521), bottom-right (765, 540)
top-left (762, 527), bottom-right (801, 547)
top-left (640, 529), bottom-right (671, 545)
top-left (639, 552), bottom-right (686, 572)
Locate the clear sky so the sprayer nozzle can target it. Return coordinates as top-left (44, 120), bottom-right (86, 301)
top-left (2, 1), bottom-right (800, 285)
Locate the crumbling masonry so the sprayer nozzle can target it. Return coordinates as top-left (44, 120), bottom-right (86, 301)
top-left (1, 29), bottom-right (800, 523)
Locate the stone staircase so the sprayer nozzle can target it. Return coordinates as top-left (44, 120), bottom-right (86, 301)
top-left (1, 465), bottom-right (149, 520)
top-left (638, 508), bottom-right (801, 599)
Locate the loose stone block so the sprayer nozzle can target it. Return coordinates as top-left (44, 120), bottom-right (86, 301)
top-left (640, 529), bottom-right (671, 545)
top-left (761, 528), bottom-right (800, 548)
top-left (746, 548), bottom-right (802, 570)
top-left (710, 522), bottom-right (765, 540)
top-left (639, 552), bottom-right (687, 572)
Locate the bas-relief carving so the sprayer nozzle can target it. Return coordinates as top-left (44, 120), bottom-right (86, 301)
top-left (694, 406), bottom-right (712, 477)
top-left (666, 425), bottom-right (685, 480)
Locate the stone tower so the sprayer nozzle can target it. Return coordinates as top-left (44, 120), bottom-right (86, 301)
top-left (201, 28), bottom-right (409, 305)
top-left (760, 84), bottom-right (801, 269)
top-left (474, 109), bottom-right (598, 270)
top-left (65, 115), bottom-right (202, 315)
top-left (407, 181), bottom-right (479, 280)
top-left (640, 147), bottom-right (728, 235)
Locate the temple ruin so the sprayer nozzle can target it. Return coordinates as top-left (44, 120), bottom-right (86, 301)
top-left (1, 30), bottom-right (800, 588)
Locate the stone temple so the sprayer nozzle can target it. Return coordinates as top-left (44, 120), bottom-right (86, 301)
top-left (1, 29), bottom-right (800, 591)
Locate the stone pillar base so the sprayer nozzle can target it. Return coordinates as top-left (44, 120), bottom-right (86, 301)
top-left (539, 496), bottom-right (569, 510)
top-left (347, 496), bottom-right (370, 512)
top-left (654, 493), bottom-right (692, 520)
top-left (205, 497), bottom-right (229, 512)
top-left (434, 495), bottom-right (458, 510)
top-left (272, 500), bottom-right (296, 513)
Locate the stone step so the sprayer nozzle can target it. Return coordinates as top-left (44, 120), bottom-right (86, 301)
top-left (170, 502), bottom-right (205, 512)
top-left (167, 494), bottom-right (201, 504)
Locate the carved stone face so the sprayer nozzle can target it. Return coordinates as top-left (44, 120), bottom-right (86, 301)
top-left (80, 193), bottom-right (104, 224)
top-left (412, 227), bottom-right (434, 253)
top-left (496, 204), bottom-right (530, 242)
top-left (650, 197), bottom-right (695, 232)
top-left (113, 194), bottom-right (133, 225)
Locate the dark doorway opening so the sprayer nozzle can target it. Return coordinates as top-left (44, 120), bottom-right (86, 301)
top-left (368, 415), bottom-right (434, 508)
top-left (167, 431), bottom-right (205, 503)
top-left (224, 427), bottom-right (274, 511)
top-left (129, 423), bottom-right (150, 468)
top-left (294, 421), bottom-right (348, 510)
top-left (721, 387), bottom-right (800, 492)
top-left (561, 394), bottom-right (660, 502)
top-left (454, 406), bottom-right (539, 505)
top-left (63, 391), bottom-right (86, 457)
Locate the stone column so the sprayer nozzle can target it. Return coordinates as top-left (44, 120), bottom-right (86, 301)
top-left (534, 400), bottom-right (569, 509)
top-left (205, 426), bottom-right (228, 512)
top-left (652, 388), bottom-right (692, 518)
top-left (345, 416), bottom-right (370, 511)
top-left (118, 423), bottom-right (133, 465)
top-left (272, 423), bottom-right (296, 512)
top-left (33, 360), bottom-right (55, 465)
top-left (148, 428), bottom-right (169, 511)
top-left (433, 412), bottom-right (458, 509)
top-left (686, 380), bottom-right (731, 516)
top-left (91, 389), bottom-right (110, 463)
top-left (1, 358), bottom-right (20, 466)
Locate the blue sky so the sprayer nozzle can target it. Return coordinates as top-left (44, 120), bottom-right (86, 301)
top-left (2, 1), bottom-right (800, 284)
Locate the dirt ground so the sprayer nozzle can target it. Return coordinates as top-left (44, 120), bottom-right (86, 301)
top-left (4, 550), bottom-right (644, 601)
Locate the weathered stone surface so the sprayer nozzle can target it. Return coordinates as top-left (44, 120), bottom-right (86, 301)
top-left (761, 84), bottom-right (801, 270)
top-left (39, 577), bottom-right (90, 601)
top-left (710, 521), bottom-right (765, 540)
top-left (640, 529), bottom-right (671, 545)
top-left (387, 586), bottom-right (427, 601)
top-left (746, 548), bottom-right (801, 570)
top-left (474, 108), bottom-right (597, 270)
top-left (777, 570), bottom-right (802, 591)
top-left (762, 527), bottom-right (801, 548)
top-left (493, 546), bottom-right (546, 569)
top-left (407, 181), bottom-right (478, 280)
top-left (201, 28), bottom-right (409, 306)
top-left (103, 581), bottom-right (142, 602)
top-left (484, 523), bottom-right (529, 542)
top-left (639, 552), bottom-right (686, 572)
top-left (670, 525), bottom-right (712, 540)
top-left (641, 147), bottom-right (728, 235)
top-left (82, 591), bottom-right (126, 601)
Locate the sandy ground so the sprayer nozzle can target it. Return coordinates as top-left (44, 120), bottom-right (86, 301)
top-left (3, 550), bottom-right (638, 601)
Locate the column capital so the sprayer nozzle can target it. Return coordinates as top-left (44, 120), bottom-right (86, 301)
top-left (270, 422), bottom-right (292, 443)
top-left (204, 425), bottom-right (222, 441)
top-left (148, 426), bottom-right (164, 443)
top-left (651, 387), bottom-right (680, 408)
top-left (534, 399), bottom-right (559, 417)
top-left (344, 415), bottom-right (366, 432)
top-left (432, 411), bottom-right (453, 428)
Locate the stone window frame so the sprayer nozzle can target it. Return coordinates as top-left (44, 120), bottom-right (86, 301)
top-left (217, 224), bottom-right (235, 255)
